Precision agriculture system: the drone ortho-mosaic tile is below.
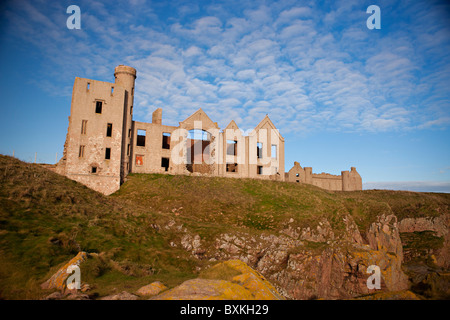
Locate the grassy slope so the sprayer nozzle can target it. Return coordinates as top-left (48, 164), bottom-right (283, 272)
top-left (0, 155), bottom-right (448, 299)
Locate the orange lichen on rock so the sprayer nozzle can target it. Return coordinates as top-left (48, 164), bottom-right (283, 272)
top-left (153, 259), bottom-right (284, 300)
top-left (41, 252), bottom-right (88, 291)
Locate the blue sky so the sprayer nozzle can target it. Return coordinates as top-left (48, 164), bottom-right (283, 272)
top-left (0, 0), bottom-right (449, 192)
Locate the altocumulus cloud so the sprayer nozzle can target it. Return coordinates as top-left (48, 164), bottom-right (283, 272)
top-left (2, 0), bottom-right (449, 135)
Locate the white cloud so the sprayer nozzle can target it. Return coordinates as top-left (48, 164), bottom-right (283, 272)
top-left (183, 46), bottom-right (203, 57)
top-left (364, 181), bottom-right (450, 193)
top-left (5, 0), bottom-right (449, 135)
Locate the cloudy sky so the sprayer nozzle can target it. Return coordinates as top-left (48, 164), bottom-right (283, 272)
top-left (0, 0), bottom-right (449, 192)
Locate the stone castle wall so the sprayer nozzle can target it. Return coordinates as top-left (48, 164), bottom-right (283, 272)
top-left (57, 65), bottom-right (360, 195)
top-left (286, 162), bottom-right (362, 191)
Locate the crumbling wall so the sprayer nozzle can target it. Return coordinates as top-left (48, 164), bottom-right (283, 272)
top-left (311, 173), bottom-right (342, 191)
top-left (287, 162), bottom-right (362, 192)
top-left (342, 167), bottom-right (362, 191)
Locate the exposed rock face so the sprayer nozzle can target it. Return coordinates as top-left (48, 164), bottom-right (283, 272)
top-left (398, 214), bottom-right (449, 268)
top-left (100, 291), bottom-right (139, 300)
top-left (41, 252), bottom-right (88, 291)
top-left (136, 281), bottom-right (167, 297)
top-left (153, 278), bottom-right (255, 300)
top-left (41, 213), bottom-right (447, 300)
top-left (355, 290), bottom-right (420, 300)
top-left (177, 214), bottom-right (412, 299)
top-left (257, 243), bottom-right (408, 300)
top-left (181, 234), bottom-right (205, 258)
top-left (342, 215), bottom-right (365, 245)
top-left (367, 214), bottom-right (403, 260)
top-left (398, 216), bottom-right (448, 237)
top-left (153, 260), bottom-right (284, 300)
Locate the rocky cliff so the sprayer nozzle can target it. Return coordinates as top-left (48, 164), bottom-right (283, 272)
top-left (169, 213), bottom-right (420, 299)
top-left (165, 205), bottom-right (448, 299)
top-left (42, 210), bottom-right (448, 300)
top-left (1, 155), bottom-right (448, 300)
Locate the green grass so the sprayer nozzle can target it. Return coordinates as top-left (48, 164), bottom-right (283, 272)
top-left (0, 154), bottom-right (449, 299)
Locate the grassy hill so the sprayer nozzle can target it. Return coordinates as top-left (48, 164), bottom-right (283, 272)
top-left (0, 154), bottom-right (448, 299)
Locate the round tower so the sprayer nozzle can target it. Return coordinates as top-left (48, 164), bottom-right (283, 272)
top-left (114, 65), bottom-right (137, 178)
top-left (114, 65), bottom-right (136, 91)
top-left (114, 65), bottom-right (136, 118)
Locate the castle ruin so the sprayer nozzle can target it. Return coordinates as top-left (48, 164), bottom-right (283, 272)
top-left (56, 65), bottom-right (362, 195)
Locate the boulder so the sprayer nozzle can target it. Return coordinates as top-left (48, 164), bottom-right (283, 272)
top-left (136, 281), bottom-right (167, 297)
top-left (100, 291), bottom-right (139, 300)
top-left (152, 278), bottom-right (254, 300)
top-left (41, 252), bottom-right (88, 291)
top-left (153, 260), bottom-right (284, 300)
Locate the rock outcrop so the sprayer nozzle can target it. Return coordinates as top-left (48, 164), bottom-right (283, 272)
top-left (153, 260), bottom-right (284, 300)
top-left (41, 252), bottom-right (88, 292)
top-left (173, 213), bottom-right (411, 299)
top-left (136, 281), bottom-right (168, 297)
top-left (38, 213), bottom-right (448, 300)
top-left (398, 215), bottom-right (448, 237)
top-left (398, 214), bottom-right (449, 268)
top-left (367, 214), bottom-right (403, 260)
top-left (100, 291), bottom-right (139, 300)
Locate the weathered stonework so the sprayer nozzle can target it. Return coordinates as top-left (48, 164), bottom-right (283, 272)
top-left (57, 66), bottom-right (361, 195)
top-left (56, 65), bottom-right (136, 195)
top-left (285, 161), bottom-right (362, 191)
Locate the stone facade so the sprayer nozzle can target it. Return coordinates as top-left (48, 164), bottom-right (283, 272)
top-left (131, 106), bottom-right (286, 182)
top-left (56, 65), bottom-right (361, 195)
top-left (56, 65), bottom-right (135, 195)
top-left (285, 161), bottom-right (362, 191)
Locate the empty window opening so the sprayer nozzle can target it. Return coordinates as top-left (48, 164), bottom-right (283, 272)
top-left (130, 105), bottom-right (133, 115)
top-left (79, 145), bottom-right (85, 158)
top-left (296, 180), bottom-right (300, 183)
top-left (91, 166), bottom-right (97, 174)
top-left (296, 173), bottom-right (299, 177)
top-left (226, 163), bottom-right (238, 173)
top-left (81, 120), bottom-right (87, 134)
top-left (161, 157), bottom-right (169, 172)
top-left (186, 129), bottom-right (212, 174)
top-left (105, 148), bottom-right (111, 160)
top-left (127, 144), bottom-right (130, 156)
top-left (189, 129), bottom-right (210, 141)
top-left (162, 132), bottom-right (171, 149)
top-left (95, 101), bottom-right (102, 114)
top-left (257, 165), bottom-right (263, 175)
top-left (111, 86), bottom-right (114, 95)
top-left (132, 87), bottom-right (134, 95)
top-left (271, 144), bottom-right (277, 159)
top-left (227, 140), bottom-right (237, 156)
top-left (128, 129), bottom-right (131, 138)
top-left (135, 155), bottom-right (144, 166)
top-left (87, 82), bottom-right (90, 90)
top-left (137, 129), bottom-right (146, 147)
top-left (106, 123), bottom-right (113, 137)
top-left (257, 142), bottom-right (263, 159)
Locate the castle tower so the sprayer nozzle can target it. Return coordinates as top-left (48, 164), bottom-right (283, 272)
top-left (304, 167), bottom-right (313, 184)
top-left (114, 65), bottom-right (137, 180)
top-left (56, 65), bottom-right (136, 195)
top-left (342, 170), bottom-right (350, 191)
top-left (342, 167), bottom-right (362, 191)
